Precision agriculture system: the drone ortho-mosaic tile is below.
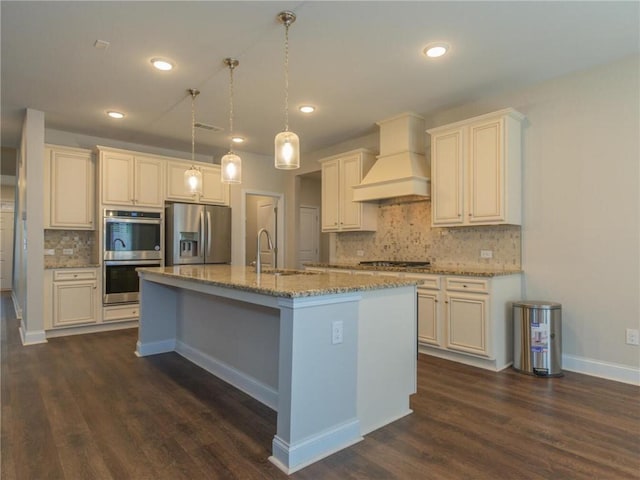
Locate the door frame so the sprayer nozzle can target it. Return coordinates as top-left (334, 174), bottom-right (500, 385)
top-left (297, 204), bottom-right (320, 268)
top-left (241, 189), bottom-right (285, 269)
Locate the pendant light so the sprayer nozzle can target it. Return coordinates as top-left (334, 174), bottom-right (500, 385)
top-left (184, 88), bottom-right (203, 194)
top-left (274, 10), bottom-right (300, 170)
top-left (221, 58), bottom-right (242, 184)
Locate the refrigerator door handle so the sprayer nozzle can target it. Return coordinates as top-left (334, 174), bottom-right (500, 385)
top-left (207, 210), bottom-right (212, 257)
top-left (200, 210), bottom-right (205, 258)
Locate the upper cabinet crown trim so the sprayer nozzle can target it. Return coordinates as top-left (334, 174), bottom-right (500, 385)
top-left (426, 108), bottom-right (525, 135)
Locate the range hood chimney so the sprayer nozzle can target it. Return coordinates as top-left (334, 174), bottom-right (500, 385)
top-left (352, 112), bottom-right (430, 202)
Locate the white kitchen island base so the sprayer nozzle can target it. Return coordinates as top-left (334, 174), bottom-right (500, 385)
top-left (136, 267), bottom-right (417, 474)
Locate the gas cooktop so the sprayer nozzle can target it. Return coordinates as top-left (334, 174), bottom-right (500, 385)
top-left (358, 260), bottom-right (431, 268)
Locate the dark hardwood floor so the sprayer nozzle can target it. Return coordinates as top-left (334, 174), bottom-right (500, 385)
top-left (2, 292), bottom-right (639, 479)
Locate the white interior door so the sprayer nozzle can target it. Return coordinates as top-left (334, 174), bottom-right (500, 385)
top-left (257, 199), bottom-right (277, 268)
top-left (298, 206), bottom-right (319, 268)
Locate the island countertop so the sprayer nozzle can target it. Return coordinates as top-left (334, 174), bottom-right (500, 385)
top-left (304, 262), bottom-right (523, 277)
top-left (137, 264), bottom-right (421, 298)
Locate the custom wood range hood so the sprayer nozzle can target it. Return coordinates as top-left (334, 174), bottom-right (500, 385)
top-left (352, 112), bottom-right (430, 202)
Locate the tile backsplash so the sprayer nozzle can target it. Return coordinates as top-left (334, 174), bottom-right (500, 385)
top-left (44, 230), bottom-right (97, 268)
top-left (335, 197), bottom-right (521, 269)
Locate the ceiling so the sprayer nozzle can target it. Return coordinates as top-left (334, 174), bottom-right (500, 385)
top-left (2, 1), bottom-right (638, 161)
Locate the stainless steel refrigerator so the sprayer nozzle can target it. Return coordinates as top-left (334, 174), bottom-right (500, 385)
top-left (165, 203), bottom-right (231, 266)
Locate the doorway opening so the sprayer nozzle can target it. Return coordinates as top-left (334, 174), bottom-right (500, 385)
top-left (244, 191), bottom-right (284, 268)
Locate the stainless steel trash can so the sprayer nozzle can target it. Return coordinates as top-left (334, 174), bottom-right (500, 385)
top-left (513, 301), bottom-right (563, 377)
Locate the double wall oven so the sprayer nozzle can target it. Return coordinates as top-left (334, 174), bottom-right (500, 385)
top-left (103, 209), bottom-right (162, 305)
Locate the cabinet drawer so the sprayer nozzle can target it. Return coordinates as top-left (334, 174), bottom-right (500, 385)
top-left (54, 269), bottom-right (97, 281)
top-left (406, 274), bottom-right (441, 290)
top-left (445, 277), bottom-right (489, 293)
top-left (103, 304), bottom-right (140, 322)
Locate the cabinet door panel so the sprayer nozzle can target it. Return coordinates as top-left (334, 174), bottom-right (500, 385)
top-left (102, 152), bottom-right (134, 206)
top-left (339, 155), bottom-right (362, 229)
top-left (53, 281), bottom-right (97, 327)
top-left (166, 161), bottom-right (197, 202)
top-left (135, 156), bottom-right (163, 208)
top-left (469, 119), bottom-right (504, 222)
top-left (446, 292), bottom-right (489, 356)
top-left (50, 149), bottom-right (94, 228)
top-left (418, 290), bottom-right (441, 346)
top-left (200, 165), bottom-right (229, 205)
top-left (432, 130), bottom-right (464, 225)
top-left (321, 159), bottom-right (340, 231)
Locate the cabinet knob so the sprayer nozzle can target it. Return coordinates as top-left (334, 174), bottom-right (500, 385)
top-left (434, 299), bottom-right (438, 303)
top-left (463, 285), bottom-right (468, 288)
top-left (445, 300), bottom-right (449, 304)
top-left (73, 274), bottom-right (78, 278)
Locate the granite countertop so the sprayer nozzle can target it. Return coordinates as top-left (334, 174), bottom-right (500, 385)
top-left (45, 263), bottom-right (101, 270)
top-left (137, 265), bottom-right (421, 298)
top-left (304, 263), bottom-right (523, 277)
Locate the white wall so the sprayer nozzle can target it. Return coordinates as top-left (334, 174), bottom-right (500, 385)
top-left (427, 55), bottom-right (639, 378)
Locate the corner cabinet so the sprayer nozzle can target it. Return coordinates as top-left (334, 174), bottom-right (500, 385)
top-left (166, 161), bottom-right (229, 206)
top-left (98, 147), bottom-right (164, 209)
top-left (428, 108), bottom-right (524, 227)
top-left (44, 145), bottom-right (95, 229)
top-left (319, 149), bottom-right (377, 232)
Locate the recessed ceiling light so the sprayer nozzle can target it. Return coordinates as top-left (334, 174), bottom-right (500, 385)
top-left (423, 43), bottom-right (449, 58)
top-left (299, 105), bottom-right (316, 114)
top-left (231, 136), bottom-right (245, 144)
top-left (151, 58), bottom-right (174, 71)
top-left (107, 111), bottom-right (125, 119)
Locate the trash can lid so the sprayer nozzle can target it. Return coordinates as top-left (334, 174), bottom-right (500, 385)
top-left (513, 300), bottom-right (562, 309)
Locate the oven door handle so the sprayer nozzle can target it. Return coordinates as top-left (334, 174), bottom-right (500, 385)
top-left (104, 260), bottom-right (161, 267)
top-left (104, 218), bottom-right (162, 225)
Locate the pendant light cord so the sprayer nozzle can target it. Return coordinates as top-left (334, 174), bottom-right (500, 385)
top-left (284, 21), bottom-right (290, 132)
top-left (229, 63), bottom-right (235, 152)
top-left (190, 90), bottom-right (196, 165)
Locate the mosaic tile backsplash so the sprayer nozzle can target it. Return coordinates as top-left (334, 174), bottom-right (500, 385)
top-left (44, 230), bottom-right (97, 268)
top-left (335, 197), bottom-right (521, 269)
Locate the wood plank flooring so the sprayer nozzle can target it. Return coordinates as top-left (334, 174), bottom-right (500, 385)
top-left (2, 292), bottom-right (639, 479)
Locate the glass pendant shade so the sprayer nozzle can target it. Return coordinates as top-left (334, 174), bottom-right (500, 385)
top-left (184, 167), bottom-right (202, 194)
top-left (274, 130), bottom-right (300, 169)
top-left (221, 152), bottom-right (242, 183)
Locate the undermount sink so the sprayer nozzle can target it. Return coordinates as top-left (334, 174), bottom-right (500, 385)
top-left (261, 268), bottom-right (317, 276)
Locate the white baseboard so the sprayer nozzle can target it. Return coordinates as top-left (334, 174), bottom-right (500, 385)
top-left (19, 320), bottom-right (47, 346)
top-left (269, 419), bottom-right (363, 475)
top-left (562, 354), bottom-right (640, 386)
top-left (135, 338), bottom-right (176, 357)
top-left (175, 340), bottom-right (278, 410)
top-left (46, 321), bottom-right (137, 339)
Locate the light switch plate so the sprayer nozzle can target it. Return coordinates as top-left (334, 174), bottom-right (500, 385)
top-left (45, 249), bottom-right (55, 256)
top-left (480, 250), bottom-right (493, 259)
top-left (62, 248), bottom-right (74, 255)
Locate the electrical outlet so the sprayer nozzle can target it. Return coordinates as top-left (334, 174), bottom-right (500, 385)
top-left (356, 250), bottom-right (365, 257)
top-left (45, 249), bottom-right (55, 256)
top-left (62, 248), bottom-right (74, 255)
top-left (332, 321), bottom-right (344, 345)
top-left (626, 329), bottom-right (639, 346)
top-left (480, 250), bottom-right (493, 259)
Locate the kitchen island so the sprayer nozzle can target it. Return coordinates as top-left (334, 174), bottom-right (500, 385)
top-left (136, 265), bottom-right (419, 474)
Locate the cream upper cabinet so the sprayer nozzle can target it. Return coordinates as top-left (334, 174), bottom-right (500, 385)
top-left (166, 160), bottom-right (229, 206)
top-left (428, 108), bottom-right (524, 227)
top-left (98, 147), bottom-right (163, 209)
top-left (319, 149), bottom-right (377, 232)
top-left (44, 145), bottom-right (95, 229)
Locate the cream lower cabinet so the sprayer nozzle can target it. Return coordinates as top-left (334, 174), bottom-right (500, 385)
top-left (428, 108), bottom-right (524, 227)
top-left (44, 145), bottom-right (95, 229)
top-left (320, 149), bottom-right (377, 232)
top-left (48, 268), bottom-right (99, 328)
top-left (166, 161), bottom-right (229, 205)
top-left (407, 272), bottom-right (521, 371)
